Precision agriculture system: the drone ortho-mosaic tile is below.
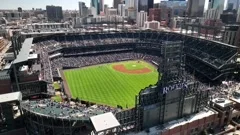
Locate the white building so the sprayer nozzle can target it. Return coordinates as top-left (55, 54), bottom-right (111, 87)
top-left (96, 16), bottom-right (107, 22)
top-left (205, 8), bottom-right (221, 19)
top-left (107, 15), bottom-right (124, 22)
top-left (5, 12), bottom-right (22, 21)
top-left (79, 2), bottom-right (88, 17)
top-left (237, 8), bottom-right (240, 23)
top-left (127, 7), bottom-right (137, 20)
top-left (125, 0), bottom-right (135, 9)
top-left (207, 0), bottom-right (228, 18)
top-left (144, 21), bottom-right (161, 30)
top-left (118, 4), bottom-right (125, 16)
top-left (27, 23), bottom-right (70, 30)
top-left (73, 17), bottom-right (82, 27)
top-left (137, 11), bottom-right (147, 28)
top-left (106, 8), bottom-right (117, 16)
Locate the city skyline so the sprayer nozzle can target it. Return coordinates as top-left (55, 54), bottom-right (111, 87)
top-left (0, 0), bottom-right (161, 10)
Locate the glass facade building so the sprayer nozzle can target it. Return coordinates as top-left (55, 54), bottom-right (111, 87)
top-left (136, 0), bottom-right (154, 14)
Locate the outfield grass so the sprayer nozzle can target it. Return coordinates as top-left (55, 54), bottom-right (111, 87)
top-left (63, 60), bottom-right (158, 108)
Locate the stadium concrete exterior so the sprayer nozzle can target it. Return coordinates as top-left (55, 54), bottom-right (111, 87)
top-left (0, 31), bottom-right (239, 135)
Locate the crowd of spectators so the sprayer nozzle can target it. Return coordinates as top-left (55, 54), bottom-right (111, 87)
top-left (211, 81), bottom-right (240, 99)
top-left (32, 35), bottom-right (166, 91)
top-left (21, 98), bottom-right (120, 120)
top-left (50, 52), bottom-right (160, 77)
top-left (35, 38), bottom-right (141, 53)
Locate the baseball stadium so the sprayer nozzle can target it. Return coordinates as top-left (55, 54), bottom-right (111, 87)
top-left (63, 60), bottom-right (158, 108)
top-left (1, 31), bottom-right (238, 135)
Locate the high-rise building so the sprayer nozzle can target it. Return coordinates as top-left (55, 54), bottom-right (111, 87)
top-left (148, 8), bottom-right (161, 22)
top-left (148, 8), bottom-right (172, 25)
top-left (46, 5), bottom-right (63, 22)
top-left (187, 0), bottom-right (208, 17)
top-left (127, 7), bottom-right (137, 20)
top-left (136, 0), bottom-right (154, 14)
top-left (137, 11), bottom-right (147, 27)
top-left (227, 0), bottom-right (240, 10)
top-left (118, 4), bottom-right (126, 16)
top-left (125, 0), bottom-right (135, 8)
top-left (154, 3), bottom-right (160, 8)
top-left (104, 4), bottom-right (108, 15)
top-left (223, 25), bottom-right (240, 45)
top-left (79, 2), bottom-right (88, 17)
top-left (99, 0), bottom-right (104, 12)
top-left (91, 0), bottom-right (100, 17)
top-left (205, 8), bottom-right (220, 19)
top-left (159, 1), bottom-right (187, 17)
top-left (106, 8), bottom-right (117, 16)
top-left (208, 0), bottom-right (228, 11)
top-left (113, 0), bottom-right (122, 9)
top-left (18, 7), bottom-right (22, 12)
top-left (237, 8), bottom-right (240, 23)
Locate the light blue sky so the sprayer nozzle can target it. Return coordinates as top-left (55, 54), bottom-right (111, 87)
top-left (0, 0), bottom-right (162, 10)
top-left (0, 0), bottom-right (111, 10)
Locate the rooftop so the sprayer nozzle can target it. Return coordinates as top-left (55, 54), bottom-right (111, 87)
top-left (0, 92), bottom-right (22, 103)
top-left (230, 96), bottom-right (240, 104)
top-left (13, 38), bottom-right (33, 64)
top-left (212, 98), bottom-right (233, 108)
top-left (128, 108), bottom-right (217, 135)
top-left (90, 112), bottom-right (121, 133)
top-left (21, 99), bottom-right (106, 121)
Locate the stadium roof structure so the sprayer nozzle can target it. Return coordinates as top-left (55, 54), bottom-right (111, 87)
top-left (0, 92), bottom-right (22, 103)
top-left (13, 38), bottom-right (33, 64)
top-left (90, 112), bottom-right (121, 133)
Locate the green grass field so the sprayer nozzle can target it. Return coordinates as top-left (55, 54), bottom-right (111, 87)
top-left (63, 60), bottom-right (158, 108)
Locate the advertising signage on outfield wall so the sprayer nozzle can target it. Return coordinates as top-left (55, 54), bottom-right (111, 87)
top-left (162, 82), bottom-right (188, 94)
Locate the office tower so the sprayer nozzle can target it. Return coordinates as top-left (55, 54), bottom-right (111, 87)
top-left (187, 0), bottom-right (208, 17)
top-left (237, 8), bottom-right (240, 22)
top-left (91, 0), bottom-right (100, 17)
top-left (79, 2), bottom-right (88, 17)
top-left (136, 0), bottom-right (154, 14)
top-left (208, 0), bottom-right (228, 10)
top-left (137, 11), bottom-right (147, 27)
top-left (46, 5), bottom-right (63, 22)
top-left (127, 7), bottom-right (137, 20)
top-left (227, 0), bottom-right (240, 10)
top-left (125, 0), bottom-right (135, 8)
top-left (118, 4), bottom-right (126, 16)
top-left (99, 0), bottom-right (104, 12)
top-left (104, 4), bottom-right (108, 14)
top-left (113, 0), bottom-right (122, 9)
top-left (148, 8), bottom-right (161, 22)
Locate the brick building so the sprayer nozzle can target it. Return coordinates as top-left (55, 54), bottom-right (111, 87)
top-left (148, 8), bottom-right (161, 22)
top-left (148, 8), bottom-right (172, 26)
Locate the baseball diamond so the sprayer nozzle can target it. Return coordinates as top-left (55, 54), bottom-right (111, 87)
top-left (63, 60), bottom-right (158, 108)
